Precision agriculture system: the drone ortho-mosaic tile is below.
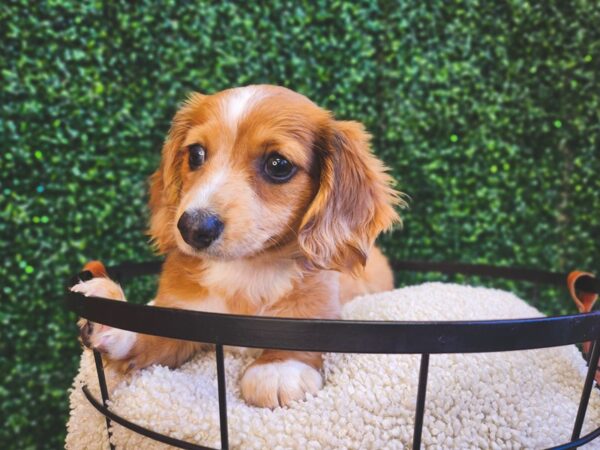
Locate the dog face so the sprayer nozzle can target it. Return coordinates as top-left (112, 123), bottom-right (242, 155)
top-left (149, 85), bottom-right (401, 273)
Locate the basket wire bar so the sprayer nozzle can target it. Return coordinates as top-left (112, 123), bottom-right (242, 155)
top-left (390, 261), bottom-right (600, 292)
top-left (412, 353), bottom-right (430, 450)
top-left (66, 259), bottom-right (600, 449)
top-left (93, 350), bottom-right (116, 450)
top-left (215, 344), bottom-right (229, 450)
top-left (572, 339), bottom-right (600, 443)
top-left (549, 424), bottom-right (600, 450)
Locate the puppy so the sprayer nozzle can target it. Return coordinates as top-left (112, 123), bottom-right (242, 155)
top-left (72, 85), bottom-right (403, 408)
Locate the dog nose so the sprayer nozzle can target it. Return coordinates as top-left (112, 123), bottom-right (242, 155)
top-left (177, 210), bottom-right (224, 249)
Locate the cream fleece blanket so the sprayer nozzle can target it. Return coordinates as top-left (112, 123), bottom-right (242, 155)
top-left (66, 283), bottom-right (600, 449)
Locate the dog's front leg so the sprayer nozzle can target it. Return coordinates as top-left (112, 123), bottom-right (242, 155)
top-left (238, 275), bottom-right (340, 408)
top-left (240, 350), bottom-right (323, 408)
top-left (71, 276), bottom-right (200, 372)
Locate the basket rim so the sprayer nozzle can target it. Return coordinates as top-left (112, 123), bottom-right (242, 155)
top-left (65, 257), bottom-right (600, 353)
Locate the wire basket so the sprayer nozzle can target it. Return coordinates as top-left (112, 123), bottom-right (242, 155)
top-left (65, 260), bottom-right (600, 450)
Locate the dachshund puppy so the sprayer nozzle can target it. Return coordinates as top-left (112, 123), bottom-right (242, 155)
top-left (72, 85), bottom-right (403, 408)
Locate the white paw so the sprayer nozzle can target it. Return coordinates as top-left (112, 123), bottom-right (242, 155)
top-left (71, 278), bottom-right (136, 360)
top-left (89, 326), bottom-right (137, 360)
top-left (240, 360), bottom-right (323, 408)
top-left (71, 277), bottom-right (126, 301)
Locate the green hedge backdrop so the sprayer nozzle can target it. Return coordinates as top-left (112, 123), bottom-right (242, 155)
top-left (1, 1), bottom-right (599, 448)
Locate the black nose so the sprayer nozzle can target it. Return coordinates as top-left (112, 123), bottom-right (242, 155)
top-left (177, 210), bottom-right (224, 250)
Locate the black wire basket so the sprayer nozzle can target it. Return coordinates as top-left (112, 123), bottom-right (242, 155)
top-left (65, 260), bottom-right (600, 450)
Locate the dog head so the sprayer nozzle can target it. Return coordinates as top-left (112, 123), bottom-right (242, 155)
top-left (149, 85), bottom-right (403, 273)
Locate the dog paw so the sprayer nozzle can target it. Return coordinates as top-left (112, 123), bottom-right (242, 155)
top-left (240, 360), bottom-right (323, 408)
top-left (86, 325), bottom-right (137, 361)
top-left (71, 277), bottom-right (126, 301)
top-left (71, 278), bottom-right (136, 361)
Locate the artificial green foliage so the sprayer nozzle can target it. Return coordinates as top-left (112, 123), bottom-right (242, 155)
top-left (1, 1), bottom-right (599, 448)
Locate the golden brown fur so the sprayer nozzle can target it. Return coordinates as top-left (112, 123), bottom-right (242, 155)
top-left (73, 85), bottom-right (404, 408)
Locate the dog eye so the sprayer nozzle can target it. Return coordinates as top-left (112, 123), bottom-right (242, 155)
top-left (188, 144), bottom-right (206, 170)
top-left (264, 153), bottom-right (296, 183)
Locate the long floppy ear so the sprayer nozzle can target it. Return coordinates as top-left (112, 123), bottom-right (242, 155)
top-left (148, 92), bottom-right (205, 253)
top-left (298, 120), bottom-right (404, 274)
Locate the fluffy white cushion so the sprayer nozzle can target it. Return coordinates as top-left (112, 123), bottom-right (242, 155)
top-left (66, 283), bottom-right (600, 449)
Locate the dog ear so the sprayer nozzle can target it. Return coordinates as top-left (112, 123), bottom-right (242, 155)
top-left (148, 92), bottom-right (205, 253)
top-left (298, 120), bottom-right (403, 274)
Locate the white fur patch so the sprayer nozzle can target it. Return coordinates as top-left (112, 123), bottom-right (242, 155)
top-left (221, 86), bottom-right (265, 132)
top-left (201, 258), bottom-right (302, 306)
top-left (241, 360), bottom-right (323, 408)
top-left (181, 168), bottom-right (229, 211)
top-left (92, 327), bottom-right (137, 360)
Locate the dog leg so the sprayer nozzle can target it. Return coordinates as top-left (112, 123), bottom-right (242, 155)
top-left (71, 277), bottom-right (137, 360)
top-left (71, 277), bottom-right (200, 372)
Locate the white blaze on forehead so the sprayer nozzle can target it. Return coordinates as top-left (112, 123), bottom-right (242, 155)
top-left (222, 86), bottom-right (265, 132)
top-left (182, 168), bottom-right (229, 210)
